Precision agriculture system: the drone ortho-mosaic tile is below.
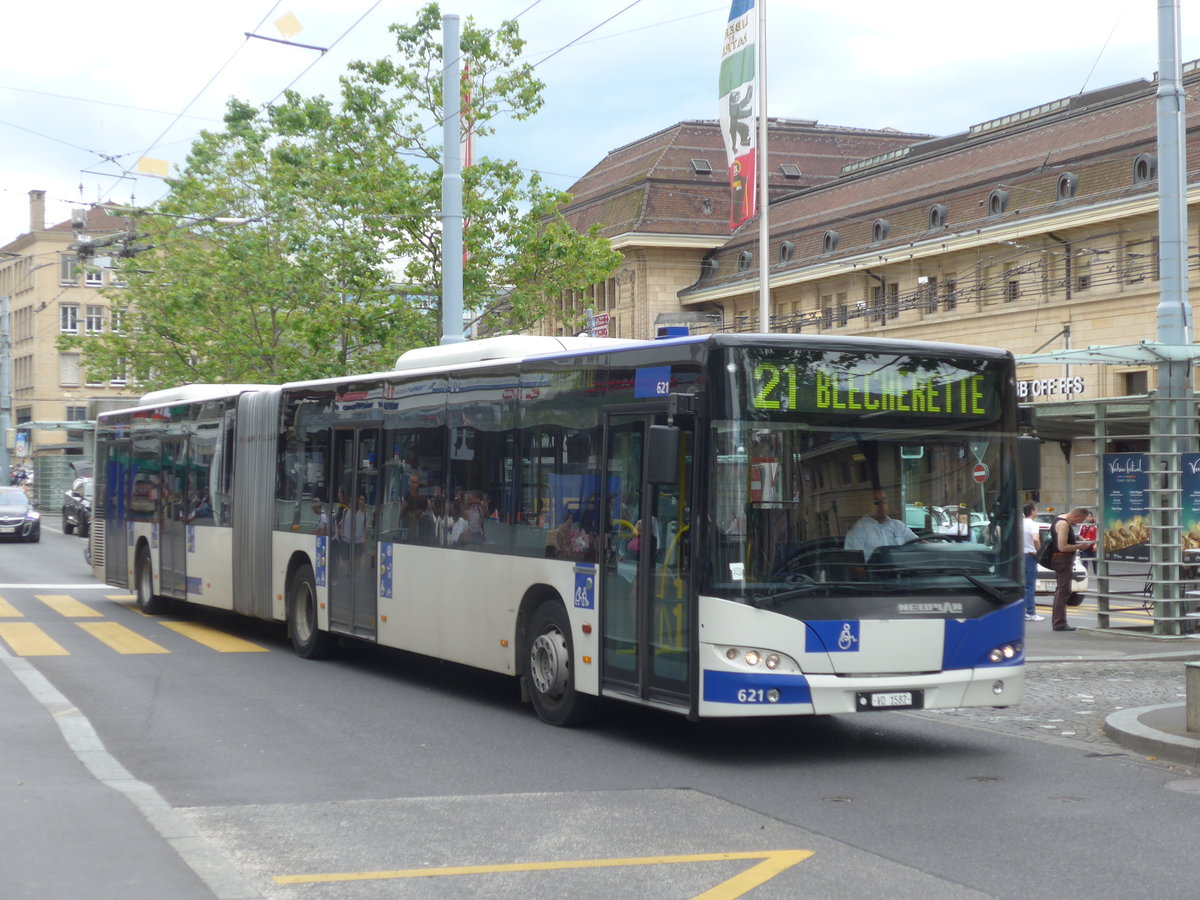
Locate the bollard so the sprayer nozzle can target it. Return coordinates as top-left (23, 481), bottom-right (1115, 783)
top-left (1188, 663), bottom-right (1200, 734)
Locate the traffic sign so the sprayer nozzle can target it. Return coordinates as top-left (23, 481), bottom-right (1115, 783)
top-left (972, 463), bottom-right (989, 483)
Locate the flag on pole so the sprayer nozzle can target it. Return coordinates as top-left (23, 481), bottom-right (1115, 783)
top-left (719, 0), bottom-right (757, 230)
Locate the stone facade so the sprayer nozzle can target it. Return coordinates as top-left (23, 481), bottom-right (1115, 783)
top-left (0, 191), bottom-right (136, 467)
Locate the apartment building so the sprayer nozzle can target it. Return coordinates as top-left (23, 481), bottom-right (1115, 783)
top-left (0, 190), bottom-right (136, 491)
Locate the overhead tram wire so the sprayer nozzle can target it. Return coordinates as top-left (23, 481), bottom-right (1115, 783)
top-left (95, 1), bottom-right (287, 207)
top-left (265, 0), bottom-right (383, 107)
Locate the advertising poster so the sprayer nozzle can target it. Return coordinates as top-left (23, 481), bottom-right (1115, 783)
top-left (1101, 453), bottom-right (1149, 562)
top-left (1181, 453), bottom-right (1200, 552)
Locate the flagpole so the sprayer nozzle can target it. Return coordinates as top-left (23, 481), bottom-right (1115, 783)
top-left (756, 0), bottom-right (770, 332)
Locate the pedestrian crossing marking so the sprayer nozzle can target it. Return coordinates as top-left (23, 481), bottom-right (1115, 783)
top-left (159, 621), bottom-right (269, 653)
top-left (0, 596), bottom-right (22, 618)
top-left (77, 622), bottom-right (170, 654)
top-left (0, 622), bottom-right (68, 656)
top-left (37, 594), bottom-right (104, 618)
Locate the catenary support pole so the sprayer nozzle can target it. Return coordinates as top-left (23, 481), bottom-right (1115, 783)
top-left (440, 13), bottom-right (466, 345)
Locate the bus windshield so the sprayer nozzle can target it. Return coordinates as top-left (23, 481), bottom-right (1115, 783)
top-left (704, 345), bottom-right (1021, 614)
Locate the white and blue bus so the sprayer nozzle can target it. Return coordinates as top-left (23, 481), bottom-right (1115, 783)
top-left (90, 333), bottom-right (1030, 725)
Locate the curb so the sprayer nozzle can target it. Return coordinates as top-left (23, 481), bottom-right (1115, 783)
top-left (1104, 703), bottom-right (1200, 768)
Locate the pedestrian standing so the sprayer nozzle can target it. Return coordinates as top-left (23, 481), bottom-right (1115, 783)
top-left (1023, 502), bottom-right (1044, 622)
top-left (1049, 507), bottom-right (1094, 631)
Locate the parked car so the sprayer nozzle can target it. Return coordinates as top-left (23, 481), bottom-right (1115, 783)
top-left (0, 486), bottom-right (41, 542)
top-left (1035, 515), bottom-right (1088, 605)
top-left (62, 476), bottom-right (93, 536)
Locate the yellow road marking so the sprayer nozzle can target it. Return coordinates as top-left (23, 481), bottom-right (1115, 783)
top-left (77, 622), bottom-right (170, 654)
top-left (0, 622), bottom-right (68, 655)
top-left (0, 596), bottom-right (22, 617)
top-left (275, 849), bottom-right (813, 899)
top-left (37, 594), bottom-right (103, 618)
top-left (159, 621), bottom-right (268, 653)
top-left (106, 594), bottom-right (136, 602)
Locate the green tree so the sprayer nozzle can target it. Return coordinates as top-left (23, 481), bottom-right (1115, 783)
top-left (64, 2), bottom-right (619, 389)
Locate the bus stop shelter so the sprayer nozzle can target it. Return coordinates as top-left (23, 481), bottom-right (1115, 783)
top-left (1017, 341), bottom-right (1200, 637)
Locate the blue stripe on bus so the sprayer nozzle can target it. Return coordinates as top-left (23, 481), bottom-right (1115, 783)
top-left (942, 602), bottom-right (1025, 670)
top-left (703, 669), bottom-right (812, 704)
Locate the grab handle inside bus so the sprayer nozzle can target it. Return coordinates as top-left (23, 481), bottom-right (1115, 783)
top-left (646, 425), bottom-right (680, 484)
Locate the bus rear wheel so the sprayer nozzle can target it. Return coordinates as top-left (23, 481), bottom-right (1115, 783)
top-left (525, 600), bottom-right (594, 727)
top-left (135, 546), bottom-right (167, 615)
top-left (288, 563), bottom-right (335, 659)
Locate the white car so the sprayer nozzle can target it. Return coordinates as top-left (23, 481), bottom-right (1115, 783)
top-left (1035, 518), bottom-right (1089, 605)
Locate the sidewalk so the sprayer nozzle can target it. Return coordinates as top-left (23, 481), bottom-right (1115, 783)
top-left (1025, 614), bottom-right (1200, 768)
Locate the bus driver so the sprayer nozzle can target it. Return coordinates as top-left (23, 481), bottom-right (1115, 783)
top-left (844, 490), bottom-right (918, 560)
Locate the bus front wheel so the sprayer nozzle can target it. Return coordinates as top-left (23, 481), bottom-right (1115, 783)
top-left (288, 563), bottom-right (335, 659)
top-left (525, 600), bottom-right (594, 727)
top-left (135, 546), bottom-right (167, 615)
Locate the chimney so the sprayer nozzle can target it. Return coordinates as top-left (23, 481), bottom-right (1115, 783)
top-left (29, 190), bottom-right (45, 233)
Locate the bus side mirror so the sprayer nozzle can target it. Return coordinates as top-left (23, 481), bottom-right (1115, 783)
top-left (646, 425), bottom-right (679, 484)
top-left (1019, 435), bottom-right (1041, 492)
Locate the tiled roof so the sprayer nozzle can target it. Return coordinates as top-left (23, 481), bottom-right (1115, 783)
top-left (46, 202), bottom-right (133, 235)
top-left (559, 119), bottom-right (933, 240)
top-left (685, 74), bottom-right (1181, 294)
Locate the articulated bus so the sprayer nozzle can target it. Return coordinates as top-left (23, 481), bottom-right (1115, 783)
top-left (90, 333), bottom-right (1030, 725)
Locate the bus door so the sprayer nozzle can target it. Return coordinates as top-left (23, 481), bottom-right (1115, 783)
top-left (600, 412), bottom-right (693, 707)
top-left (159, 436), bottom-right (189, 598)
top-left (328, 426), bottom-right (381, 638)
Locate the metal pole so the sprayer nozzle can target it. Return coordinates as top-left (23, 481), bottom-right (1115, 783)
top-left (1151, 0), bottom-right (1192, 633)
top-left (756, 0), bottom-right (770, 333)
top-left (0, 294), bottom-right (10, 480)
top-left (440, 13), bottom-right (466, 345)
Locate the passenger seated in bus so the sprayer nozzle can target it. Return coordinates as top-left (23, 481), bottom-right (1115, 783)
top-left (844, 490), bottom-right (918, 561)
top-left (461, 490), bottom-right (486, 544)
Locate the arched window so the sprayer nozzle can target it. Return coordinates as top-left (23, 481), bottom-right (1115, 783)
top-left (737, 250), bottom-right (752, 273)
top-left (1133, 153), bottom-right (1158, 185)
top-left (871, 219), bottom-right (890, 243)
top-left (928, 203), bottom-right (948, 229)
top-left (987, 189), bottom-right (1009, 217)
top-left (1056, 172), bottom-right (1079, 200)
top-left (822, 230), bottom-right (840, 254)
top-left (778, 241), bottom-right (794, 264)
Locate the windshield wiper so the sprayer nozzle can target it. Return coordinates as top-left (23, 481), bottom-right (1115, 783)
top-left (748, 581), bottom-right (899, 607)
top-left (905, 568), bottom-right (1008, 605)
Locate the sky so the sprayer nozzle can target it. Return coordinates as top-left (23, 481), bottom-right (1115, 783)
top-left (2, 0), bottom-right (1198, 243)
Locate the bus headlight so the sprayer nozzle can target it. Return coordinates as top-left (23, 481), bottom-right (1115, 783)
top-left (765, 653), bottom-right (780, 670)
top-left (745, 650), bottom-right (760, 667)
top-left (987, 641), bottom-right (1023, 663)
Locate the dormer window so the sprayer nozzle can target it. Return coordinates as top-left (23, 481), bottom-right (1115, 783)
top-left (928, 203), bottom-right (948, 229)
top-left (1057, 172), bottom-right (1079, 200)
top-left (1133, 153), bottom-right (1157, 184)
top-left (822, 230), bottom-right (840, 254)
top-left (987, 189), bottom-right (1009, 216)
top-left (872, 218), bottom-right (890, 243)
top-left (690, 158), bottom-right (713, 175)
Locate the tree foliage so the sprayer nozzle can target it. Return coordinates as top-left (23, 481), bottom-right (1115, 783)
top-left (64, 2), bottom-right (619, 389)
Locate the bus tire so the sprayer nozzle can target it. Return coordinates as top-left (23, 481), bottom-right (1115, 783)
top-left (288, 563), bottom-right (335, 659)
top-left (525, 600), bottom-right (594, 727)
top-left (135, 546), bottom-right (167, 615)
